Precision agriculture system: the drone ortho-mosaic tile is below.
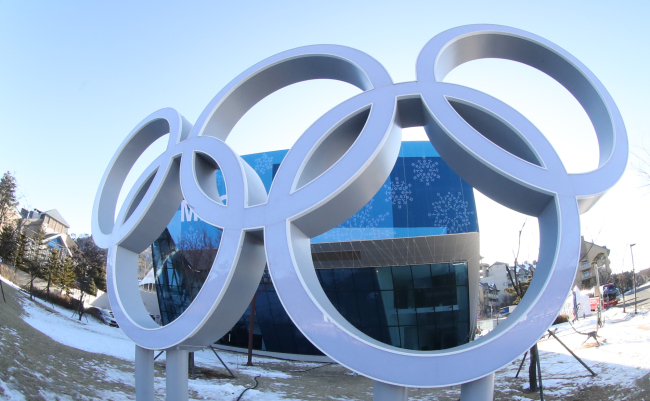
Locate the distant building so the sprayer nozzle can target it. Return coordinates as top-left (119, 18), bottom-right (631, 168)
top-left (151, 141), bottom-right (481, 357)
top-left (480, 261), bottom-right (536, 307)
top-left (480, 262), bottom-right (511, 294)
top-left (575, 237), bottom-right (610, 296)
top-left (478, 282), bottom-right (500, 317)
top-left (515, 263), bottom-right (536, 283)
top-left (20, 208), bottom-right (76, 255)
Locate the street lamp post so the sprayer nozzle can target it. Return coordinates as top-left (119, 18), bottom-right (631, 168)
top-left (630, 243), bottom-right (637, 314)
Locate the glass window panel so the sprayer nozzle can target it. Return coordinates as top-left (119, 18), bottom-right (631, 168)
top-left (317, 269), bottom-right (337, 292)
top-left (293, 327), bottom-right (316, 355)
top-left (454, 262), bottom-right (468, 285)
top-left (380, 291), bottom-right (399, 326)
top-left (394, 289), bottom-right (416, 310)
top-left (456, 321), bottom-right (470, 346)
top-left (333, 269), bottom-right (355, 292)
top-left (324, 291), bottom-right (339, 310)
top-left (255, 292), bottom-right (274, 324)
top-left (399, 326), bottom-right (419, 350)
top-left (418, 325), bottom-right (437, 351)
top-left (434, 286), bottom-right (457, 308)
top-left (275, 325), bottom-right (296, 354)
top-left (361, 326), bottom-right (382, 342)
top-left (375, 267), bottom-right (394, 290)
top-left (386, 327), bottom-right (401, 347)
top-left (456, 285), bottom-right (470, 323)
top-left (267, 291), bottom-right (291, 325)
top-left (439, 326), bottom-right (458, 349)
top-left (392, 266), bottom-right (413, 290)
top-left (353, 268), bottom-right (375, 292)
top-left (431, 263), bottom-right (455, 287)
top-left (437, 310), bottom-right (455, 325)
top-left (411, 265), bottom-right (433, 288)
top-left (336, 291), bottom-right (361, 327)
top-left (397, 303), bottom-right (417, 326)
top-left (355, 292), bottom-right (380, 327)
top-left (415, 288), bottom-right (435, 309)
top-left (259, 323), bottom-right (279, 351)
top-left (416, 308), bottom-right (436, 326)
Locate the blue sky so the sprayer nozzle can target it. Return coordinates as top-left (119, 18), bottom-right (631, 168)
top-left (1, 1), bottom-right (649, 271)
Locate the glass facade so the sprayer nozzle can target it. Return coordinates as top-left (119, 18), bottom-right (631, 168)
top-left (150, 141), bottom-right (479, 355)
top-left (152, 227), bottom-right (220, 325)
top-left (316, 264), bottom-right (470, 350)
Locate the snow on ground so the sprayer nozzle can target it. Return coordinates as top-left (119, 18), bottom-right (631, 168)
top-left (0, 378), bottom-right (26, 401)
top-left (625, 282), bottom-right (650, 296)
top-left (16, 291), bottom-right (310, 379)
top-left (11, 283), bottom-right (311, 400)
top-left (494, 306), bottom-right (650, 398)
top-left (18, 296), bottom-right (136, 361)
top-left (8, 270), bottom-right (650, 400)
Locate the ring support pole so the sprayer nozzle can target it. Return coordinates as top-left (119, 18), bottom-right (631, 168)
top-left (373, 381), bottom-right (408, 401)
top-left (135, 345), bottom-right (154, 401)
top-left (166, 348), bottom-right (189, 401)
top-left (460, 373), bottom-right (495, 401)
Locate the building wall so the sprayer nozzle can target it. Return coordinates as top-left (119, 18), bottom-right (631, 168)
top-left (151, 141), bottom-right (480, 355)
top-left (574, 237), bottom-right (611, 296)
top-left (480, 263), bottom-right (511, 291)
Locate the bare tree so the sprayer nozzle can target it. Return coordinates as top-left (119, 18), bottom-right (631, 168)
top-left (632, 143), bottom-right (650, 191)
top-left (504, 220), bottom-right (542, 393)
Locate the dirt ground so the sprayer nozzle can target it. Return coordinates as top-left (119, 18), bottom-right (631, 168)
top-left (1, 281), bottom-right (649, 400)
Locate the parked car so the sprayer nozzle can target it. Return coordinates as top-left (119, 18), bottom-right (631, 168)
top-left (88, 307), bottom-right (119, 327)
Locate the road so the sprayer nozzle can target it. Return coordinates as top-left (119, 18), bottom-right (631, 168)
top-left (618, 284), bottom-right (650, 312)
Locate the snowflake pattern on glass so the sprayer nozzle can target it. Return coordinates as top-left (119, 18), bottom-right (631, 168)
top-left (412, 157), bottom-right (440, 185)
top-left (428, 191), bottom-right (475, 233)
top-left (253, 153), bottom-right (274, 175)
top-left (338, 198), bottom-right (390, 229)
top-left (384, 177), bottom-right (413, 209)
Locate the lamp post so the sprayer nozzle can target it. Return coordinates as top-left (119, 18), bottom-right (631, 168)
top-left (630, 243), bottom-right (637, 314)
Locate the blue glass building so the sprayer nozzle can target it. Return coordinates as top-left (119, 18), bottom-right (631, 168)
top-left (151, 141), bottom-right (480, 357)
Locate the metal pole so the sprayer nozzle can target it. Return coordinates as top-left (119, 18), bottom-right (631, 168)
top-left (630, 244), bottom-right (637, 314)
top-left (373, 381), bottom-right (408, 401)
top-left (531, 346), bottom-right (543, 401)
top-left (135, 345), bottom-right (155, 401)
top-left (245, 283), bottom-right (271, 366)
top-left (515, 351), bottom-right (528, 378)
top-left (209, 346), bottom-right (235, 378)
top-left (166, 348), bottom-right (189, 401)
top-left (547, 330), bottom-right (596, 376)
top-left (460, 373), bottom-right (495, 401)
top-left (189, 352), bottom-right (195, 380)
top-left (247, 293), bottom-right (257, 366)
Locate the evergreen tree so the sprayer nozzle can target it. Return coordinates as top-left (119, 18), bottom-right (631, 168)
top-left (26, 227), bottom-right (47, 300)
top-left (14, 232), bottom-right (28, 274)
top-left (59, 255), bottom-right (76, 297)
top-left (0, 172), bottom-right (19, 229)
top-left (44, 248), bottom-right (61, 300)
top-left (0, 224), bottom-right (16, 264)
top-left (74, 235), bottom-right (106, 293)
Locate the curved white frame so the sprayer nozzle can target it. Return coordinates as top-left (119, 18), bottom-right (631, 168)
top-left (92, 24), bottom-right (627, 388)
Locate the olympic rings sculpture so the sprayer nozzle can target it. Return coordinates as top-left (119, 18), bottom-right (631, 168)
top-left (92, 24), bottom-right (627, 387)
